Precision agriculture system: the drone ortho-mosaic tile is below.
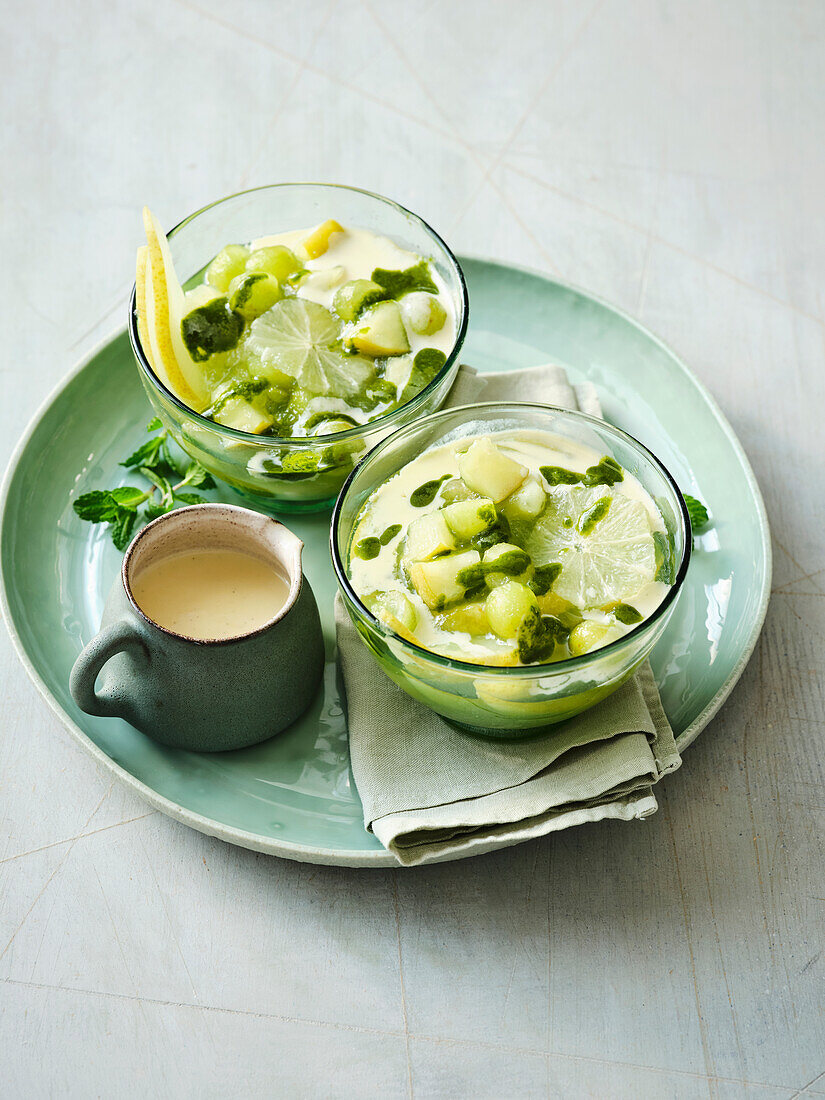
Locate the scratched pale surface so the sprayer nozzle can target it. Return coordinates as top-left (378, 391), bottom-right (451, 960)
top-left (1, 1), bottom-right (823, 1097)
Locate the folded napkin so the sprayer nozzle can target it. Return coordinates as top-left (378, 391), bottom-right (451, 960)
top-left (335, 364), bottom-right (681, 866)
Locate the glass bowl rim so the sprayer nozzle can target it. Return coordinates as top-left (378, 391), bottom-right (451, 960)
top-left (330, 400), bottom-right (692, 677)
top-left (127, 181), bottom-right (469, 446)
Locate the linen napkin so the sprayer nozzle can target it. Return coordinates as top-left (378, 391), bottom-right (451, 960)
top-left (335, 364), bottom-right (681, 866)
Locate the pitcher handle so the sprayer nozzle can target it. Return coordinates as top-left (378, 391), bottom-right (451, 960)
top-left (70, 619), bottom-right (150, 718)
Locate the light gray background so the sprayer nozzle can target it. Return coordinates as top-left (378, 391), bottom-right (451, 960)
top-left (2, 1), bottom-right (823, 1097)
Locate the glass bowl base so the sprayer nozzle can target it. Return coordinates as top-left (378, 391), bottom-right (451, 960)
top-left (230, 486), bottom-right (336, 515)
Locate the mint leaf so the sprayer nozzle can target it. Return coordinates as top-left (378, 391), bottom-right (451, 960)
top-left (684, 494), bottom-right (710, 533)
top-left (282, 451), bottom-right (320, 474)
top-left (653, 530), bottom-right (674, 583)
top-left (183, 461), bottom-right (215, 490)
top-left (111, 508), bottom-right (137, 551)
top-left (613, 602), bottom-right (643, 625)
top-left (110, 486), bottom-right (148, 509)
top-left (75, 417), bottom-right (217, 549)
top-left (151, 459), bottom-right (182, 481)
top-left (121, 436), bottom-right (164, 469)
top-left (140, 466), bottom-right (173, 507)
top-left (144, 500), bottom-right (171, 521)
top-left (73, 490), bottom-right (120, 522)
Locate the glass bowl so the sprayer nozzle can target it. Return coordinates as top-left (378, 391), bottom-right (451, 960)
top-left (331, 403), bottom-right (691, 738)
top-left (128, 183), bottom-right (469, 513)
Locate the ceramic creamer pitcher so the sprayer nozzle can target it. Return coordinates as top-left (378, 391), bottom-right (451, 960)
top-left (69, 504), bottom-right (324, 751)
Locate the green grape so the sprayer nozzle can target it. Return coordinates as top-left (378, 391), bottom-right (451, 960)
top-left (569, 620), bottom-right (615, 656)
top-left (206, 245), bottom-right (250, 292)
top-left (484, 581), bottom-right (538, 641)
top-left (228, 272), bottom-right (283, 321)
top-left (401, 292), bottom-right (447, 335)
top-left (245, 245), bottom-right (302, 282)
top-left (333, 279), bottom-right (386, 322)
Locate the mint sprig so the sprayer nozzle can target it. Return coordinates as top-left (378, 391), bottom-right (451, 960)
top-left (72, 419), bottom-right (216, 550)
top-left (684, 494), bottom-right (710, 534)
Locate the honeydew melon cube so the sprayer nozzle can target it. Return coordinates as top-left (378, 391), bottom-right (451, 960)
top-left (228, 272), bottom-right (283, 320)
top-left (245, 245), bottom-right (302, 282)
top-left (349, 300), bottom-right (410, 357)
top-left (502, 476), bottom-right (546, 522)
top-left (457, 438), bottom-right (528, 502)
top-left (366, 590), bottom-right (418, 632)
top-left (213, 396), bottom-right (273, 435)
top-left (482, 542), bottom-right (532, 589)
top-left (409, 550), bottom-right (480, 610)
top-left (441, 497), bottom-right (497, 540)
top-left (403, 512), bottom-right (456, 564)
top-left (439, 478), bottom-right (479, 504)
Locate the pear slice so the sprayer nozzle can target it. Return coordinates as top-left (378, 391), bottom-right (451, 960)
top-left (142, 207), bottom-right (210, 411)
top-left (134, 246), bottom-right (152, 367)
top-left (135, 245), bottom-right (173, 393)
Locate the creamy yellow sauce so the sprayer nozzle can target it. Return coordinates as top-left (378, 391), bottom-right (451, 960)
top-left (131, 548), bottom-right (289, 641)
top-left (348, 428), bottom-right (671, 663)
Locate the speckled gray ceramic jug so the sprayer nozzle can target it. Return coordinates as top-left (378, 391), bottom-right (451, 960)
top-left (69, 504), bottom-right (324, 751)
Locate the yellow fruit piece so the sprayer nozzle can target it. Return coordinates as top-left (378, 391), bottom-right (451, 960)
top-left (474, 679), bottom-right (568, 719)
top-left (381, 613), bottom-right (419, 646)
top-left (300, 219), bottom-right (344, 260)
top-left (135, 246), bottom-right (173, 393)
top-left (471, 650), bottom-right (521, 667)
top-left (568, 620), bottom-right (621, 656)
top-left (142, 207), bottom-right (209, 411)
top-left (135, 246), bottom-right (153, 366)
top-left (438, 602), bottom-right (490, 636)
top-left (536, 591), bottom-right (580, 624)
top-left (213, 396), bottom-right (273, 435)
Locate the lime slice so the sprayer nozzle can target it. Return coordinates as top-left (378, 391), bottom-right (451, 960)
top-left (523, 486), bottom-right (656, 608)
top-left (246, 299), bottom-right (373, 396)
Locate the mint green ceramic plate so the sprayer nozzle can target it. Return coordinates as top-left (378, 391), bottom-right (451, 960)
top-left (0, 259), bottom-right (770, 867)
